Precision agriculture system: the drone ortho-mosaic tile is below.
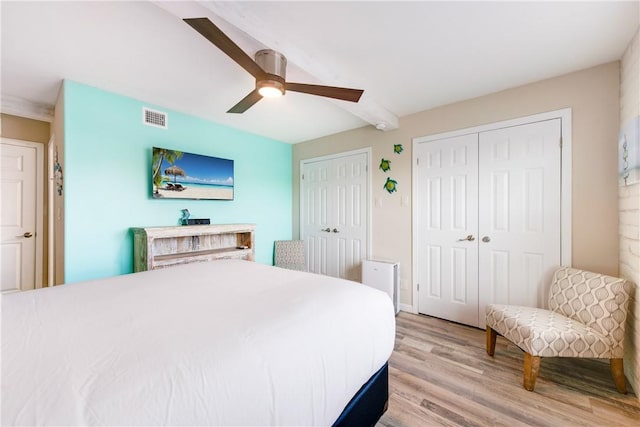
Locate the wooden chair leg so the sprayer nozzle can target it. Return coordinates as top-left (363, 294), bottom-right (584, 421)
top-left (610, 358), bottom-right (627, 394)
top-left (523, 352), bottom-right (541, 391)
top-left (486, 326), bottom-right (497, 356)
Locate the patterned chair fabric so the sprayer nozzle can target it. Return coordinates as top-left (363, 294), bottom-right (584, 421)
top-left (485, 266), bottom-right (633, 393)
top-left (274, 240), bottom-right (307, 272)
top-left (486, 267), bottom-right (632, 359)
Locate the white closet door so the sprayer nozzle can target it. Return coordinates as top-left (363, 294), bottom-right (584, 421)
top-left (415, 118), bottom-right (562, 328)
top-left (331, 153), bottom-right (368, 281)
top-left (302, 159), bottom-right (331, 276)
top-left (477, 119), bottom-right (562, 325)
top-left (415, 134), bottom-right (479, 326)
top-left (301, 151), bottom-right (369, 281)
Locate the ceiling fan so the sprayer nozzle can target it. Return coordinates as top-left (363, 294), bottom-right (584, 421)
top-left (184, 17), bottom-right (364, 113)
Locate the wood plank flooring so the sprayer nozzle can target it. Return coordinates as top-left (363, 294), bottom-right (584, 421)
top-left (376, 312), bottom-right (640, 427)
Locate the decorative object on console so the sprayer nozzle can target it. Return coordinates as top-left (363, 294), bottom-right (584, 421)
top-left (152, 146), bottom-right (234, 200)
top-left (180, 209), bottom-right (190, 224)
top-left (179, 209), bottom-right (210, 225)
top-left (184, 218), bottom-right (211, 225)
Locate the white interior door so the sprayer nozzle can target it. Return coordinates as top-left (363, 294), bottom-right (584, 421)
top-left (302, 158), bottom-right (331, 276)
top-left (415, 118), bottom-right (562, 328)
top-left (332, 154), bottom-right (368, 281)
top-left (1, 139), bottom-right (43, 292)
top-left (477, 119), bottom-right (562, 324)
top-left (415, 133), bottom-right (480, 326)
top-left (301, 151), bottom-right (369, 281)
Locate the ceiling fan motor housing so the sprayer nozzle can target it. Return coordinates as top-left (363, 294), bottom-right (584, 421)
top-left (255, 49), bottom-right (287, 94)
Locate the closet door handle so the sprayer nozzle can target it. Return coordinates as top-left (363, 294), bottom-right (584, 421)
top-left (457, 234), bottom-right (475, 242)
top-left (321, 228), bottom-right (331, 232)
top-left (332, 228), bottom-right (340, 233)
top-left (482, 236), bottom-right (491, 242)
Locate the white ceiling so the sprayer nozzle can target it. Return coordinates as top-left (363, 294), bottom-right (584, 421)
top-left (2, 1), bottom-right (638, 143)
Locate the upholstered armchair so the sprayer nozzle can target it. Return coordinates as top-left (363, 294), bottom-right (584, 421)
top-left (274, 240), bottom-right (307, 272)
top-left (485, 267), bottom-right (633, 393)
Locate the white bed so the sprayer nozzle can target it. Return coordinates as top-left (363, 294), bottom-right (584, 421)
top-left (1, 259), bottom-right (395, 426)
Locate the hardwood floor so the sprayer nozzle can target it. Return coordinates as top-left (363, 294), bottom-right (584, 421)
top-left (376, 312), bottom-right (640, 427)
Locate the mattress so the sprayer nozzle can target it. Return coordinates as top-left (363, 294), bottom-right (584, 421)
top-left (1, 260), bottom-right (395, 426)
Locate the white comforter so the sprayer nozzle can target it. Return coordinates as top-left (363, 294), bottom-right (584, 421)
top-left (1, 260), bottom-right (395, 426)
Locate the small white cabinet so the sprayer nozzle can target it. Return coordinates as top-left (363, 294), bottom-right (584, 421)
top-left (362, 259), bottom-right (400, 314)
top-left (132, 224), bottom-right (255, 272)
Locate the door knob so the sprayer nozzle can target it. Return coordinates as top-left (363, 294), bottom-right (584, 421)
top-left (22, 232), bottom-right (33, 238)
top-left (332, 228), bottom-right (340, 233)
top-left (457, 234), bottom-right (475, 242)
top-left (321, 228), bottom-right (331, 232)
top-left (482, 236), bottom-right (491, 242)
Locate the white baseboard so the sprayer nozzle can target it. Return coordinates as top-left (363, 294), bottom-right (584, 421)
top-left (399, 303), bottom-right (416, 314)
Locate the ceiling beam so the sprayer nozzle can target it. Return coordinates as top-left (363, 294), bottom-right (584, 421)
top-left (1, 95), bottom-right (54, 123)
top-left (151, 0), bottom-right (399, 132)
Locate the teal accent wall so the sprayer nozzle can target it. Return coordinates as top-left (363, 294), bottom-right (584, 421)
top-left (63, 81), bottom-right (292, 283)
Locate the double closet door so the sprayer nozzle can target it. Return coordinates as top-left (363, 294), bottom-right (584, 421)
top-left (301, 151), bottom-right (369, 282)
top-left (415, 119), bottom-right (562, 328)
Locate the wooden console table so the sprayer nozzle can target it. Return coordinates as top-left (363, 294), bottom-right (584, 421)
top-left (132, 224), bottom-right (255, 272)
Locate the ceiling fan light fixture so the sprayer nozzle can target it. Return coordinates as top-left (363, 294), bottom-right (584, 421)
top-left (257, 80), bottom-right (285, 98)
top-left (184, 18), bottom-right (364, 113)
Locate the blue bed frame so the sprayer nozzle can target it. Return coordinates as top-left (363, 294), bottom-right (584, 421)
top-left (332, 363), bottom-right (389, 427)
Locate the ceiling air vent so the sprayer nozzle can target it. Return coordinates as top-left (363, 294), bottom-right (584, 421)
top-left (143, 107), bottom-right (167, 129)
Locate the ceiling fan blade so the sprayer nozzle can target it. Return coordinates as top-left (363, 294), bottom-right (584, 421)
top-left (285, 83), bottom-right (364, 102)
top-left (184, 18), bottom-right (266, 80)
top-left (227, 89), bottom-right (263, 114)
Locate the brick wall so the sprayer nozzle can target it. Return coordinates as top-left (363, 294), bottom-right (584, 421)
top-left (619, 28), bottom-right (639, 399)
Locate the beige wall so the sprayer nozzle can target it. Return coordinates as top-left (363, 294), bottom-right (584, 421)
top-left (52, 85), bottom-right (65, 285)
top-left (0, 113), bottom-right (51, 286)
top-left (1, 113), bottom-right (50, 143)
top-left (619, 28), bottom-right (640, 399)
top-left (294, 61), bottom-right (621, 311)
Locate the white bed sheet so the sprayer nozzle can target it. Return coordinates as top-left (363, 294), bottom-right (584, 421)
top-left (1, 260), bottom-right (395, 426)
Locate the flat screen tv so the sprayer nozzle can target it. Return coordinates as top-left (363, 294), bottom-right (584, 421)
top-left (152, 147), bottom-right (234, 200)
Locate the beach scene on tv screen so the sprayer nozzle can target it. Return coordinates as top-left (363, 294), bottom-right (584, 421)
top-left (152, 147), bottom-right (234, 200)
